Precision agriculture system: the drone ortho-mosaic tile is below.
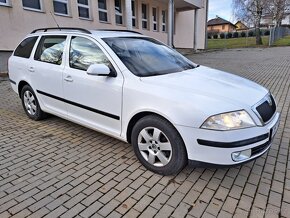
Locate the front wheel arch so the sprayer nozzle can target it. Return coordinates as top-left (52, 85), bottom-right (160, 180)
top-left (126, 112), bottom-right (187, 154)
top-left (131, 114), bottom-right (188, 175)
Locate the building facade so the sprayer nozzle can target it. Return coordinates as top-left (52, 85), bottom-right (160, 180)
top-left (0, 0), bottom-right (208, 51)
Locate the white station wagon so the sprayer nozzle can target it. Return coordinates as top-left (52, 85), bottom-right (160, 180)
top-left (9, 28), bottom-right (280, 175)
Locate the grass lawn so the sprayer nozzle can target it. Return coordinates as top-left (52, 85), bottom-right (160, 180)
top-left (273, 35), bottom-right (290, 46)
top-left (207, 36), bottom-right (269, 49)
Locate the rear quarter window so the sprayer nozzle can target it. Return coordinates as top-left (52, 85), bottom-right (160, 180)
top-left (14, 36), bottom-right (38, 58)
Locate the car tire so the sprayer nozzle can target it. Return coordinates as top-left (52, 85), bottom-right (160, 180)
top-left (131, 115), bottom-right (187, 175)
top-left (21, 85), bottom-right (47, 121)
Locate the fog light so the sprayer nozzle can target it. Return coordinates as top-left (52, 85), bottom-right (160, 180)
top-left (232, 149), bottom-right (251, 162)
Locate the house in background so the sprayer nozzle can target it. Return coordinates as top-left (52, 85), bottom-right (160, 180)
top-left (235, 21), bottom-right (249, 31)
top-left (207, 16), bottom-right (236, 33)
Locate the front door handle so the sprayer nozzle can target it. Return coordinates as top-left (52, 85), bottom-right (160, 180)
top-left (64, 75), bottom-right (73, 82)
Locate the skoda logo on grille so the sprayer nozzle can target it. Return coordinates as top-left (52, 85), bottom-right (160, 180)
top-left (266, 95), bottom-right (273, 106)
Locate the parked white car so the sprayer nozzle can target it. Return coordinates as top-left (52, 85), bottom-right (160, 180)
top-left (8, 28), bottom-right (280, 175)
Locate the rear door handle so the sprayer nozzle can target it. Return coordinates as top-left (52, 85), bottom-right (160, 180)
top-left (28, 67), bottom-right (35, 72)
top-left (64, 75), bottom-right (73, 82)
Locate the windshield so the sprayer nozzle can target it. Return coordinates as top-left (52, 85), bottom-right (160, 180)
top-left (103, 37), bottom-right (196, 77)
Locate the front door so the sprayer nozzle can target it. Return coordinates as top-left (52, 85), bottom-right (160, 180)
top-left (63, 35), bottom-right (123, 137)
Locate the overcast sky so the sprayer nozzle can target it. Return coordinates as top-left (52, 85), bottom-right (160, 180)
top-left (208, 0), bottom-right (235, 22)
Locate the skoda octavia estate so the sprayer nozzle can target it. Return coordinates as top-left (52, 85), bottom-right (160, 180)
top-left (8, 28), bottom-right (280, 175)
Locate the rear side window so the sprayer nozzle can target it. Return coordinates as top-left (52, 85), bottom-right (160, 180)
top-left (34, 35), bottom-right (67, 65)
top-left (14, 37), bottom-right (38, 58)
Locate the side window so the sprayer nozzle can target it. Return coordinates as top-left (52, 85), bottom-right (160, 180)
top-left (34, 36), bottom-right (67, 65)
top-left (14, 37), bottom-right (38, 58)
top-left (69, 36), bottom-right (111, 71)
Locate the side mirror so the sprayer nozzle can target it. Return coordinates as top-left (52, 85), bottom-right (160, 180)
top-left (87, 64), bottom-right (111, 76)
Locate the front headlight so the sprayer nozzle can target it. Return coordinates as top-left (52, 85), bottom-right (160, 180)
top-left (201, 110), bottom-right (255, 130)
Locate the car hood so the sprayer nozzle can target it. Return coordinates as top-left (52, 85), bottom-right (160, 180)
top-left (140, 66), bottom-right (268, 107)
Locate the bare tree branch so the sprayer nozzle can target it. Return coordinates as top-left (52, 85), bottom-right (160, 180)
top-left (233, 0), bottom-right (268, 45)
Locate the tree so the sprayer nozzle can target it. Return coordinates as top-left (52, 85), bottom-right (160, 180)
top-left (265, 0), bottom-right (289, 26)
top-left (233, 0), bottom-right (268, 45)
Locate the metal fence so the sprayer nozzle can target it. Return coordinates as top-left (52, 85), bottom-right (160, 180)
top-left (269, 27), bottom-right (290, 46)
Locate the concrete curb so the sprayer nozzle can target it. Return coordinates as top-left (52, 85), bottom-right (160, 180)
top-left (0, 72), bottom-right (8, 77)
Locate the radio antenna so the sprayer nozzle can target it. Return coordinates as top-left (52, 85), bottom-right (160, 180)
top-left (50, 11), bottom-right (60, 29)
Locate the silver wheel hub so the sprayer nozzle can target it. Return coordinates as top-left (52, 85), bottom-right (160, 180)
top-left (23, 90), bottom-right (37, 115)
top-left (138, 127), bottom-right (172, 167)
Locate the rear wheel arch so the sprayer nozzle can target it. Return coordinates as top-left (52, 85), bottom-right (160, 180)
top-left (18, 80), bottom-right (30, 98)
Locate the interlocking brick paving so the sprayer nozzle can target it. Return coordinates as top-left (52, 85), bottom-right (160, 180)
top-left (0, 47), bottom-right (289, 217)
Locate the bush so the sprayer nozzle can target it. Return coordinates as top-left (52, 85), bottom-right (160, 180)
top-left (207, 31), bottom-right (219, 39)
top-left (213, 34), bottom-right (218, 39)
top-left (248, 31), bottom-right (254, 37)
top-left (241, 32), bottom-right (246, 37)
top-left (227, 32), bottom-right (232, 38)
top-left (264, 30), bottom-right (270, 36)
top-left (220, 33), bottom-right (225, 39)
top-left (233, 32), bottom-right (239, 38)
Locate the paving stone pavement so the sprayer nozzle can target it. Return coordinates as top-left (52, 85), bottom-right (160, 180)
top-left (0, 47), bottom-right (290, 218)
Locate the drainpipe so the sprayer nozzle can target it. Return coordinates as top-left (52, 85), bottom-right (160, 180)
top-left (168, 0), bottom-right (174, 47)
top-left (204, 0), bottom-right (209, 49)
top-left (193, 8), bottom-right (198, 50)
top-left (125, 0), bottom-right (132, 30)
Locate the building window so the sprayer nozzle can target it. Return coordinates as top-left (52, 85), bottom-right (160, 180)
top-left (53, 0), bottom-right (69, 15)
top-left (0, 0), bottom-right (11, 7)
top-left (222, 24), bottom-right (225, 30)
top-left (98, 0), bottom-right (108, 22)
top-left (115, 0), bottom-right (123, 25)
top-left (162, 10), bottom-right (166, 32)
top-left (142, 4), bottom-right (148, 29)
top-left (22, 0), bottom-right (42, 11)
top-left (132, 0), bottom-right (136, 27)
top-left (77, 0), bottom-right (90, 19)
top-left (152, 7), bottom-right (158, 31)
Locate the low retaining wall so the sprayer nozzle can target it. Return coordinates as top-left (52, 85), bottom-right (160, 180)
top-left (0, 51), bottom-right (12, 73)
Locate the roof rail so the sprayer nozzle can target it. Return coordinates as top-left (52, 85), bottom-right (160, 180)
top-left (31, 27), bottom-right (91, 34)
top-left (96, 29), bottom-right (142, 35)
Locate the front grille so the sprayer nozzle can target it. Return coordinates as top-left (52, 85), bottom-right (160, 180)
top-left (256, 95), bottom-right (276, 123)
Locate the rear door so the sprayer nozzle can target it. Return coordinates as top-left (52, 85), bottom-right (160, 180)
top-left (63, 35), bottom-right (123, 137)
top-left (8, 36), bottom-right (39, 92)
top-left (31, 35), bottom-right (68, 116)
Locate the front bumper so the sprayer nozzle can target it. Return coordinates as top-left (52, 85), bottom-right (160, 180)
top-left (176, 112), bottom-right (280, 165)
